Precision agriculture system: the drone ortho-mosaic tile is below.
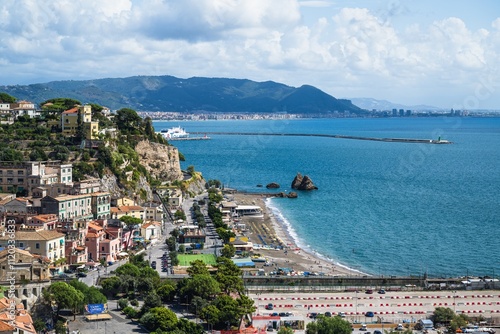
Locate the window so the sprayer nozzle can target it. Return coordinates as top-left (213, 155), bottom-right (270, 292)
top-left (101, 246), bottom-right (104, 251)
top-left (18, 171), bottom-right (23, 175)
top-left (19, 242), bottom-right (24, 248)
top-left (35, 243), bottom-right (40, 249)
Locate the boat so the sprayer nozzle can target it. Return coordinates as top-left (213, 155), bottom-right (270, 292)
top-left (161, 126), bottom-right (189, 139)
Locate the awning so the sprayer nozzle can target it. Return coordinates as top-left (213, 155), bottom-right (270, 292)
top-left (117, 252), bottom-right (129, 257)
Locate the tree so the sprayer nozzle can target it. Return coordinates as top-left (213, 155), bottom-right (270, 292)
top-left (186, 259), bottom-right (210, 277)
top-left (44, 282), bottom-right (84, 320)
top-left (140, 292), bottom-right (162, 315)
top-left (187, 165), bottom-right (195, 175)
top-left (216, 227), bottom-right (235, 243)
top-left (100, 276), bottom-right (122, 297)
top-left (305, 315), bottom-right (352, 334)
top-left (200, 304), bottom-right (221, 328)
top-left (176, 317), bottom-right (204, 334)
top-left (0, 92), bottom-right (16, 103)
top-left (157, 281), bottom-right (176, 303)
top-left (432, 307), bottom-right (455, 324)
top-left (215, 257), bottom-right (244, 295)
top-left (140, 307), bottom-right (178, 332)
top-left (220, 244), bottom-right (236, 259)
top-left (115, 263), bottom-right (141, 277)
top-left (115, 108), bottom-right (142, 133)
top-left (180, 274), bottom-right (220, 301)
top-left (278, 327), bottom-right (295, 334)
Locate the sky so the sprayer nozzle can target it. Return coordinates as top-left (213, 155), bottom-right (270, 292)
top-left (1, 0), bottom-right (499, 109)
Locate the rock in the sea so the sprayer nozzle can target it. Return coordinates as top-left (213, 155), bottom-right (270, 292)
top-left (256, 184), bottom-right (263, 187)
top-left (266, 182), bottom-right (280, 189)
top-left (274, 191), bottom-right (297, 198)
top-left (291, 173), bottom-right (303, 189)
top-left (291, 172), bottom-right (318, 190)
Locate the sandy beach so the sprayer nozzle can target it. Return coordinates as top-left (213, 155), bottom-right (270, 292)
top-left (231, 192), bottom-right (353, 277)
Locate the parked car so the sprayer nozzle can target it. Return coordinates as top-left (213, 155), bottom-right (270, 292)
top-left (325, 311), bottom-right (332, 317)
top-left (338, 312), bottom-right (346, 318)
top-left (151, 261), bottom-right (157, 269)
top-left (365, 311), bottom-right (374, 317)
top-left (365, 289), bottom-right (373, 294)
top-left (265, 303), bottom-right (274, 310)
top-left (308, 313), bottom-right (319, 319)
top-left (378, 289), bottom-right (386, 294)
top-left (77, 272), bottom-right (87, 277)
top-left (374, 330), bottom-right (383, 334)
top-left (360, 324), bottom-right (367, 331)
top-left (396, 324), bottom-right (404, 331)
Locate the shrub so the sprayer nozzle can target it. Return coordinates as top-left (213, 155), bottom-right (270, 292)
top-left (130, 299), bottom-right (139, 306)
top-left (118, 298), bottom-right (129, 310)
top-left (122, 306), bottom-right (137, 318)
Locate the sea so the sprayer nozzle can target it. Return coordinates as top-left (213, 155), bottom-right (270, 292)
top-left (153, 117), bottom-right (500, 278)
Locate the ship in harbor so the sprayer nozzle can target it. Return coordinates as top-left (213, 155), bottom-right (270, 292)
top-left (159, 126), bottom-right (210, 141)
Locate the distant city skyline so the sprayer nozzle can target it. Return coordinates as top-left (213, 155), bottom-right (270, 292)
top-left (0, 0), bottom-right (499, 109)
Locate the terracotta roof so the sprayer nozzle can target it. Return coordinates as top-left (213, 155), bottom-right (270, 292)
top-left (142, 221), bottom-right (160, 229)
top-left (0, 319), bottom-right (14, 331)
top-left (119, 205), bottom-right (144, 211)
top-left (0, 248), bottom-right (33, 259)
top-left (88, 223), bottom-right (103, 231)
top-left (62, 107), bottom-right (79, 114)
top-left (32, 214), bottom-right (58, 222)
top-left (0, 230), bottom-right (64, 241)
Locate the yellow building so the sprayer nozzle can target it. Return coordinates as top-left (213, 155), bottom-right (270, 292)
top-left (61, 104), bottom-right (99, 139)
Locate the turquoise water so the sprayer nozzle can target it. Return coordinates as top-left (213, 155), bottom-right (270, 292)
top-left (154, 117), bottom-right (500, 278)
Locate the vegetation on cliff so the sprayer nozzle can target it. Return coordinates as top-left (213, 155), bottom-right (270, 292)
top-left (0, 94), bottom-right (185, 198)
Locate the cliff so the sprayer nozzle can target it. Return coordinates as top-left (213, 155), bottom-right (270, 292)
top-left (135, 140), bottom-right (183, 182)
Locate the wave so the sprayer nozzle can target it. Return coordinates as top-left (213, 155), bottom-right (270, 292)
top-left (265, 197), bottom-right (369, 276)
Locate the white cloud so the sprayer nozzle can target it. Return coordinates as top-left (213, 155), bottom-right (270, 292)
top-left (0, 0), bottom-right (499, 108)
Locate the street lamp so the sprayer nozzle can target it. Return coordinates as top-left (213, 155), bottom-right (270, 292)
top-left (355, 290), bottom-right (358, 323)
top-left (452, 290), bottom-right (456, 313)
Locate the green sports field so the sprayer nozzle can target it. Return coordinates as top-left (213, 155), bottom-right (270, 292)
top-left (177, 253), bottom-right (217, 266)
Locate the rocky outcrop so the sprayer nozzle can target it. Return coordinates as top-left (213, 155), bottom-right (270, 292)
top-left (291, 172), bottom-right (318, 190)
top-left (275, 191), bottom-right (298, 198)
top-left (135, 140), bottom-right (183, 182)
top-left (266, 182), bottom-right (280, 189)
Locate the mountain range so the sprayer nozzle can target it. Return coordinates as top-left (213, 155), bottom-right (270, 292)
top-left (0, 75), bottom-right (365, 114)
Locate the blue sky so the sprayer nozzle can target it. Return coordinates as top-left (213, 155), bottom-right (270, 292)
top-left (0, 0), bottom-right (499, 109)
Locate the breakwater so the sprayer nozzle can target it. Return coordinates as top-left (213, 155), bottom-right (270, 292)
top-left (190, 132), bottom-right (452, 144)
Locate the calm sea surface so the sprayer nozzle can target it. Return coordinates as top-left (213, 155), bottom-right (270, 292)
top-left (154, 117), bottom-right (500, 278)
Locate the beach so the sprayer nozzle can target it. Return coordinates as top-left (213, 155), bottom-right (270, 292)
top-left (231, 192), bottom-right (353, 277)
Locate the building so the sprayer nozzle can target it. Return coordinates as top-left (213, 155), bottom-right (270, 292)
top-left (140, 221), bottom-right (162, 242)
top-left (10, 100), bottom-right (39, 119)
top-left (40, 194), bottom-right (93, 221)
top-left (0, 230), bottom-right (65, 263)
top-left (178, 225), bottom-right (206, 246)
top-left (90, 192), bottom-right (111, 219)
top-left (0, 248), bottom-right (51, 283)
top-left (142, 202), bottom-right (166, 222)
top-left (110, 205), bottom-right (145, 220)
top-left (24, 214), bottom-right (58, 231)
top-left (0, 297), bottom-right (37, 332)
top-left (0, 161), bottom-right (73, 196)
top-left (61, 104), bottom-right (99, 139)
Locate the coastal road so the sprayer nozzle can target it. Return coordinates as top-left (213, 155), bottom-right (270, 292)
top-left (250, 290), bottom-right (500, 326)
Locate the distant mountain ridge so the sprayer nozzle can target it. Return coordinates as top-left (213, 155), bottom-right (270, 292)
top-left (349, 97), bottom-right (442, 111)
top-left (0, 75), bottom-right (365, 114)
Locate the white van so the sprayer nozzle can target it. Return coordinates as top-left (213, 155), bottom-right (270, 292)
top-left (360, 324), bottom-right (367, 331)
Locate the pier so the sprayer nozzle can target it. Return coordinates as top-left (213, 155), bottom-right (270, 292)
top-left (190, 132), bottom-right (452, 144)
